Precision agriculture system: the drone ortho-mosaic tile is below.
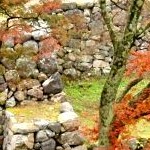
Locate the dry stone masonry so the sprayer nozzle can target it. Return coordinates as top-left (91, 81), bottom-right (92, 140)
top-left (3, 101), bottom-right (86, 150)
top-left (53, 0), bottom-right (150, 78)
top-left (0, 0), bottom-right (150, 149)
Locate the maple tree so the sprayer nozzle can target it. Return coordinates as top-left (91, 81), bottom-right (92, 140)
top-left (0, 0), bottom-right (150, 149)
top-left (98, 0), bottom-right (150, 148)
top-left (0, 0), bottom-right (87, 69)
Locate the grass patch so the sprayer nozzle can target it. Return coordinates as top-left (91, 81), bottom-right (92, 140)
top-left (64, 77), bottom-right (105, 127)
top-left (7, 102), bottom-right (60, 123)
top-left (64, 76), bottom-right (149, 127)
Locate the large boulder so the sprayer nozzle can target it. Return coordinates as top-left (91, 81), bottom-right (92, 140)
top-left (42, 72), bottom-right (63, 94)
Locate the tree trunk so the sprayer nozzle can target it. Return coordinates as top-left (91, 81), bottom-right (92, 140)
top-left (99, 44), bottom-right (127, 146)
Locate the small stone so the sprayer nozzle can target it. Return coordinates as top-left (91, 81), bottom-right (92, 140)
top-left (34, 119), bottom-right (50, 130)
top-left (16, 56), bottom-right (37, 78)
top-left (81, 55), bottom-right (93, 63)
top-left (102, 66), bottom-right (111, 74)
top-left (23, 40), bottom-right (39, 54)
top-left (1, 58), bottom-right (15, 70)
top-left (36, 130), bottom-right (49, 142)
top-left (10, 134), bottom-right (34, 149)
top-left (62, 143), bottom-right (71, 150)
top-left (0, 83), bottom-right (7, 92)
top-left (94, 54), bottom-right (105, 60)
top-left (67, 53), bottom-right (76, 61)
top-left (41, 138), bottom-right (56, 150)
top-left (68, 39), bottom-right (81, 49)
top-left (4, 70), bottom-right (20, 83)
top-left (17, 79), bottom-right (40, 90)
top-left (34, 143), bottom-right (41, 150)
top-left (56, 146), bottom-right (63, 150)
top-left (11, 123), bottom-right (39, 134)
top-left (27, 87), bottom-right (43, 99)
top-left (72, 145), bottom-right (87, 150)
top-left (64, 68), bottom-right (78, 79)
top-left (32, 29), bottom-right (48, 40)
top-left (62, 119), bottom-right (80, 132)
top-left (8, 82), bottom-right (16, 91)
top-left (48, 122), bottom-right (61, 134)
top-left (7, 91), bottom-right (14, 98)
top-left (14, 91), bottom-right (26, 101)
top-left (84, 9), bottom-right (91, 17)
top-left (58, 131), bottom-right (84, 146)
top-left (45, 130), bottom-right (55, 138)
top-left (0, 76), bottom-right (5, 84)
top-left (38, 57), bottom-right (58, 76)
top-left (58, 112), bottom-right (78, 123)
top-left (60, 102), bottom-right (74, 113)
top-left (38, 72), bottom-right (48, 82)
top-left (6, 97), bottom-right (16, 108)
top-left (51, 92), bottom-right (66, 103)
top-left (93, 60), bottom-right (109, 68)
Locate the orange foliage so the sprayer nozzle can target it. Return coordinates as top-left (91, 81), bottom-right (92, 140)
top-left (34, 37), bottom-right (60, 60)
top-left (0, 25), bottom-right (31, 44)
top-left (79, 112), bottom-right (99, 143)
top-left (80, 89), bottom-right (150, 149)
top-left (110, 88), bottom-right (150, 149)
top-left (0, 0), bottom-right (28, 5)
top-left (33, 0), bottom-right (61, 14)
top-left (126, 47), bottom-right (150, 77)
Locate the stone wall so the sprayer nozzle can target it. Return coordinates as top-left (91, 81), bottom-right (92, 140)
top-left (0, 0), bottom-right (149, 149)
top-left (3, 101), bottom-right (86, 150)
top-left (54, 0), bottom-right (150, 78)
top-left (0, 31), bottom-right (87, 148)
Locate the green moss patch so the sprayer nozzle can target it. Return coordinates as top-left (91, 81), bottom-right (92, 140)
top-left (7, 102), bottom-right (60, 123)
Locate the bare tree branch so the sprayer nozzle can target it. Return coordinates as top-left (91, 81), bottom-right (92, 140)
top-left (136, 22), bottom-right (150, 38)
top-left (110, 0), bottom-right (127, 11)
top-left (116, 77), bottom-right (143, 102)
top-left (99, 0), bottom-right (118, 47)
top-left (131, 82), bottom-right (150, 103)
top-left (123, 0), bottom-right (145, 47)
top-left (0, 6), bottom-right (39, 28)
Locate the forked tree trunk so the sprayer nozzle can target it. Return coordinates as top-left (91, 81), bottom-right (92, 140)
top-left (99, 44), bottom-right (127, 146)
top-left (98, 0), bottom-right (146, 147)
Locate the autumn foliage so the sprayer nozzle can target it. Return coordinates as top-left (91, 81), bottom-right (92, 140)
top-left (110, 89), bottom-right (150, 149)
top-left (126, 46), bottom-right (150, 77)
top-left (33, 0), bottom-right (61, 14)
top-left (79, 45), bottom-right (150, 149)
